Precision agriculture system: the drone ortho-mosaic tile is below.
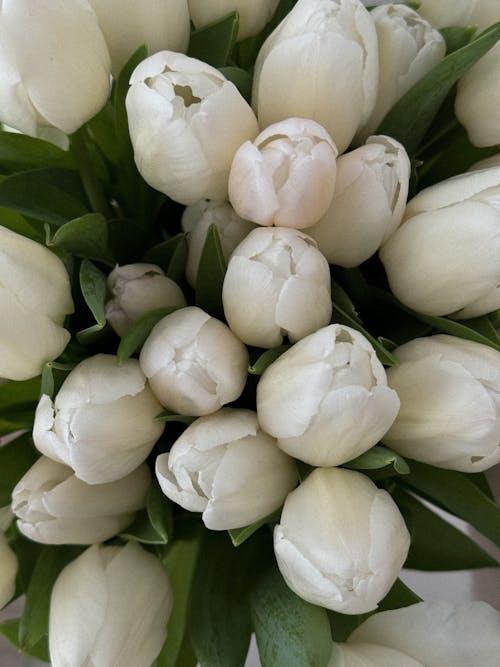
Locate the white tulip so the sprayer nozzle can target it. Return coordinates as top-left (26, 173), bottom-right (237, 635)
top-left (0, 227), bottom-right (74, 381)
top-left (348, 600), bottom-right (500, 667)
top-left (358, 5), bottom-right (445, 140)
top-left (89, 0), bottom-right (190, 76)
top-left (105, 263), bottom-right (186, 336)
top-left (182, 200), bottom-right (255, 288)
top-left (307, 135), bottom-right (410, 267)
top-left (0, 532), bottom-right (17, 610)
top-left (188, 0), bottom-right (280, 40)
top-left (49, 542), bottom-right (172, 667)
top-left (140, 307), bottom-right (249, 416)
top-left (228, 117), bottom-right (338, 228)
top-left (12, 457), bottom-right (150, 544)
top-left (126, 51), bottom-right (259, 204)
top-left (329, 643), bottom-right (424, 667)
top-left (222, 227), bottom-right (332, 348)
top-left (380, 167), bottom-right (500, 318)
top-left (383, 335), bottom-right (500, 472)
top-left (156, 408), bottom-right (298, 529)
top-left (252, 0), bottom-right (379, 153)
top-left (274, 467), bottom-right (410, 614)
top-left (416, 0), bottom-right (477, 29)
top-left (0, 0), bottom-right (110, 136)
top-left (33, 355), bottom-right (164, 484)
top-left (257, 324), bottom-right (400, 466)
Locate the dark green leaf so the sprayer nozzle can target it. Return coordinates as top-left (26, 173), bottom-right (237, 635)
top-left (142, 234), bottom-right (188, 279)
top-left (228, 509), bottom-right (280, 547)
top-left (117, 306), bottom-right (179, 363)
top-left (248, 345), bottom-right (291, 375)
top-left (0, 208), bottom-right (44, 242)
top-left (188, 12), bottom-right (239, 67)
top-left (251, 566), bottom-right (332, 667)
top-left (410, 311), bottom-right (500, 352)
top-left (0, 433), bottom-right (39, 506)
top-left (0, 376), bottom-right (40, 435)
top-left (400, 460), bottom-right (500, 547)
top-left (49, 213), bottom-right (114, 265)
top-left (19, 545), bottom-right (83, 650)
top-left (0, 131), bottom-right (75, 173)
top-left (155, 409), bottom-right (196, 426)
top-left (440, 25), bottom-right (477, 54)
top-left (77, 259), bottom-right (108, 343)
top-left (377, 22), bottom-right (500, 155)
top-left (195, 224), bottom-right (227, 320)
top-left (87, 100), bottom-right (119, 164)
top-left (344, 445), bottom-right (410, 476)
top-left (219, 66), bottom-right (253, 101)
top-left (467, 472), bottom-right (494, 500)
top-left (376, 578), bottom-right (422, 611)
top-left (121, 510), bottom-right (166, 545)
top-left (394, 487), bottom-right (498, 570)
top-left (40, 362), bottom-right (76, 400)
top-left (0, 169), bottom-right (88, 225)
top-left (0, 619), bottom-right (49, 662)
top-left (146, 480), bottom-right (173, 544)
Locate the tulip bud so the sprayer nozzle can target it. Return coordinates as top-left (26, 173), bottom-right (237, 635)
top-left (382, 335), bottom-right (500, 472)
top-left (222, 227), bottom-right (332, 348)
top-left (140, 307), bottom-right (249, 416)
top-left (188, 0), bottom-right (280, 41)
top-left (126, 51), bottom-right (259, 204)
top-left (33, 354), bottom-right (164, 484)
top-left (252, 0), bottom-right (379, 153)
top-left (380, 167), bottom-right (500, 318)
top-left (274, 467), bottom-right (410, 614)
top-left (0, 532), bottom-right (17, 610)
top-left (156, 408), bottom-right (298, 529)
top-left (105, 263), bottom-right (186, 336)
top-left (182, 200), bottom-right (255, 288)
top-left (416, 0), bottom-right (476, 28)
top-left (12, 457), bottom-right (151, 544)
top-left (0, 227), bottom-right (74, 381)
top-left (329, 643), bottom-right (424, 666)
top-left (348, 600), bottom-right (500, 667)
top-left (228, 118), bottom-right (338, 229)
top-left (357, 5), bottom-right (445, 140)
top-left (89, 0), bottom-right (190, 76)
top-left (49, 542), bottom-right (172, 667)
top-left (257, 324), bottom-right (400, 466)
top-left (307, 135), bottom-right (410, 267)
top-left (0, 0), bottom-right (110, 136)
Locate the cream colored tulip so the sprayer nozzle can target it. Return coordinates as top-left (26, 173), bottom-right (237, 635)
top-left (188, 0), bottom-right (280, 40)
top-left (0, 532), bottom-right (17, 610)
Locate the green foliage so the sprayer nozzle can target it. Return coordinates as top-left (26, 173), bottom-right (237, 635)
top-left (117, 307), bottom-right (179, 362)
top-left (188, 12), bottom-right (239, 67)
top-left (0, 131), bottom-right (76, 173)
top-left (343, 445), bottom-right (410, 477)
top-left (248, 345), bottom-right (291, 375)
top-left (77, 259), bottom-right (108, 343)
top-left (195, 224), bottom-right (227, 320)
top-left (0, 433), bottom-right (39, 505)
top-left (121, 481), bottom-right (173, 545)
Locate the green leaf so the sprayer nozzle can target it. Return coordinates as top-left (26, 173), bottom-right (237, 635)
top-left (155, 409), bottom-right (196, 426)
top-left (248, 345), bottom-right (291, 375)
top-left (121, 482), bottom-right (173, 544)
top-left (0, 376), bottom-right (40, 434)
top-left (376, 578), bottom-right (422, 611)
top-left (219, 66), bottom-right (252, 101)
top-left (394, 487), bottom-right (498, 570)
top-left (251, 566), bottom-right (332, 667)
top-left (0, 619), bottom-right (50, 662)
top-left (40, 362), bottom-right (75, 399)
top-left (331, 282), bottom-right (399, 366)
top-left (19, 545), bottom-right (83, 650)
top-left (0, 169), bottom-right (88, 225)
top-left (228, 509), bottom-right (280, 547)
top-left (195, 224), bottom-right (227, 320)
top-left (87, 100), bottom-right (119, 165)
top-left (114, 46), bottom-right (147, 164)
top-left (48, 213), bottom-right (114, 265)
top-left (0, 432), bottom-right (39, 506)
top-left (0, 207), bottom-right (44, 242)
top-left (117, 306), bottom-right (179, 363)
top-left (400, 460), bottom-right (500, 547)
top-left (0, 131), bottom-right (76, 173)
top-left (343, 445), bottom-right (410, 476)
top-left (77, 259), bottom-right (108, 343)
top-left (142, 234), bottom-right (189, 282)
top-left (440, 25), bottom-right (477, 54)
top-left (190, 532), bottom-right (262, 667)
top-left (377, 22), bottom-right (500, 155)
top-left (188, 12), bottom-right (239, 67)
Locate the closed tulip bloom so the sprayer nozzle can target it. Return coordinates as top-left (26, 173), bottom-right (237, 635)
top-left (140, 307), bottom-right (249, 416)
top-left (308, 136), bottom-right (410, 267)
top-left (188, 0), bottom-right (280, 40)
top-left (0, 532), bottom-right (17, 610)
top-left (329, 643), bottom-right (424, 666)
top-left (274, 467), bottom-right (410, 614)
top-left (12, 457), bottom-right (150, 544)
top-left (416, 0), bottom-right (476, 28)
top-left (0, 0), bottom-right (110, 136)
top-left (89, 0), bottom-right (190, 76)
top-left (0, 228), bottom-right (74, 381)
top-left (105, 263), bottom-right (186, 336)
top-left (252, 0), bottom-right (379, 153)
top-left (229, 118), bottom-right (338, 228)
top-left (49, 542), bottom-right (172, 667)
top-left (347, 601), bottom-right (500, 667)
top-left (126, 51), bottom-right (259, 204)
top-left (257, 324), bottom-right (400, 466)
top-left (182, 200), bottom-right (255, 288)
top-left (222, 227), bottom-right (332, 348)
top-left (383, 335), bottom-right (500, 472)
top-left (358, 5), bottom-right (445, 140)
top-left (33, 355), bottom-right (164, 484)
top-left (156, 408), bottom-right (298, 529)
top-left (380, 167), bottom-right (500, 318)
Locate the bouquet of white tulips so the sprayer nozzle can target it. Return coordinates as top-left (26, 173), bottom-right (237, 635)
top-left (0, 1), bottom-right (499, 666)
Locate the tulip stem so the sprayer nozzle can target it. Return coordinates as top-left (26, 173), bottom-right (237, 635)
top-left (70, 128), bottom-right (112, 218)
